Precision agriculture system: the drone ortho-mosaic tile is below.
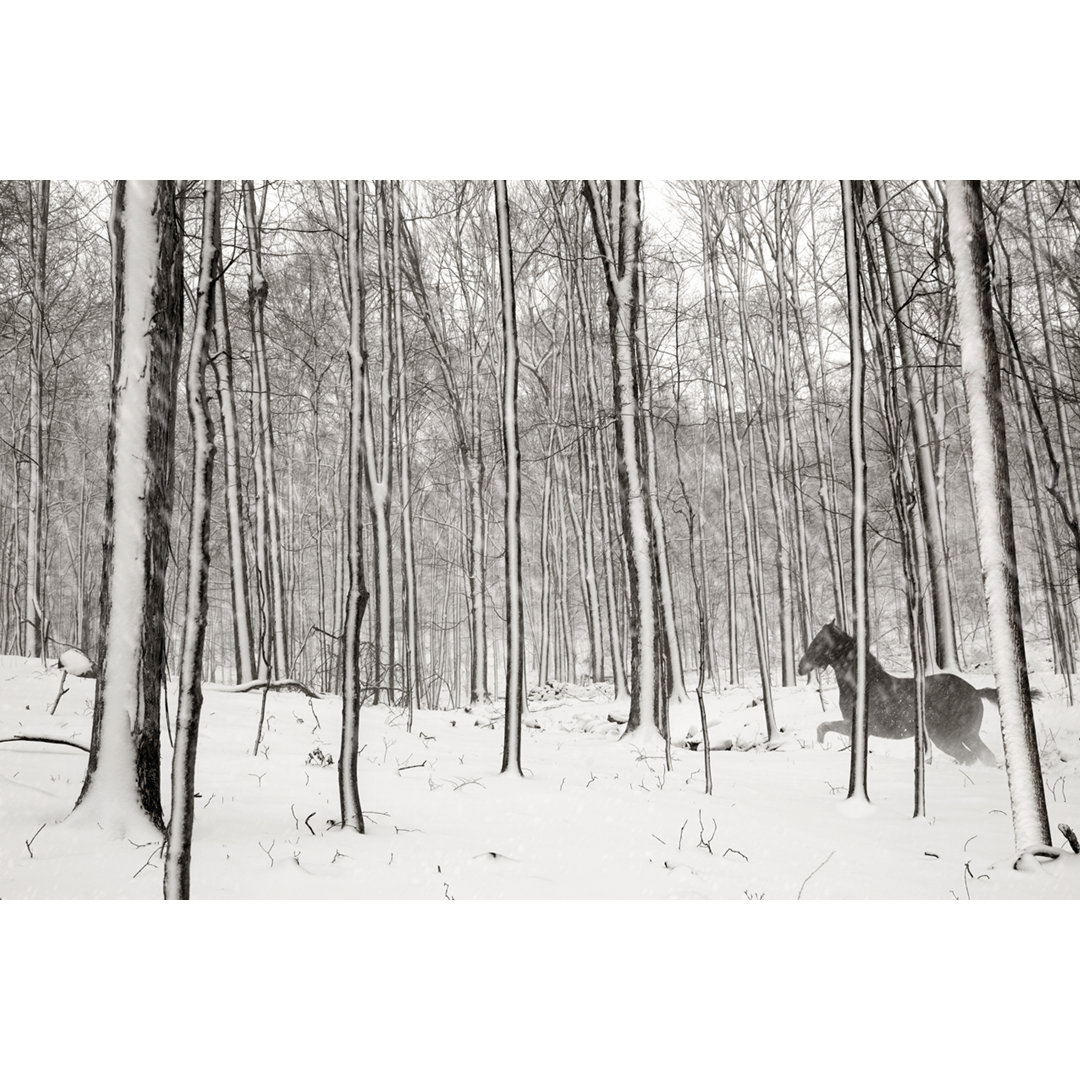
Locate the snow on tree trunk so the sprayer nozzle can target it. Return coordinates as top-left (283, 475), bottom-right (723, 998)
top-left (72, 180), bottom-right (181, 838)
top-left (946, 179), bottom-right (1052, 857)
top-left (584, 181), bottom-right (659, 738)
top-left (495, 180), bottom-right (524, 775)
top-left (339, 179), bottom-right (369, 832)
top-left (841, 180), bottom-right (870, 803)
top-left (165, 181), bottom-right (220, 900)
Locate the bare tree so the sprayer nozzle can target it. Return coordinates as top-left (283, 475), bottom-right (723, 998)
top-left (584, 180), bottom-right (661, 737)
top-left (339, 180), bottom-right (370, 832)
top-left (242, 179), bottom-right (289, 680)
top-left (841, 180), bottom-right (870, 804)
top-left (209, 184), bottom-right (255, 683)
top-left (73, 180), bottom-right (182, 835)
top-left (946, 179), bottom-right (1051, 859)
top-left (869, 180), bottom-right (958, 670)
top-left (165, 180), bottom-right (220, 899)
top-left (392, 182), bottom-right (422, 717)
top-left (495, 180), bottom-right (524, 774)
top-left (24, 180), bottom-right (49, 660)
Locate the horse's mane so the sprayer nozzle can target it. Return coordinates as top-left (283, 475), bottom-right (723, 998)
top-left (827, 624), bottom-right (888, 677)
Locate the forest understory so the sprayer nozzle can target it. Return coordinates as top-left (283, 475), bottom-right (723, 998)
top-left (3, 655), bottom-right (1078, 900)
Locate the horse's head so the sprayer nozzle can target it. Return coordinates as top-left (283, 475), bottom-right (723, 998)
top-left (797, 620), bottom-right (848, 676)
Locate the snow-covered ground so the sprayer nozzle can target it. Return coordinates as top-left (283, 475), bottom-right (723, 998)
top-left (2, 655), bottom-right (1079, 900)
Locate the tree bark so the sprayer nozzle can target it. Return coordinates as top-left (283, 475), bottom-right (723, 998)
top-left (165, 180), bottom-right (220, 899)
top-left (25, 179), bottom-right (49, 660)
top-left (584, 180), bottom-right (659, 737)
top-left (339, 180), bottom-right (370, 832)
top-left (947, 179), bottom-right (1051, 857)
top-left (495, 180), bottom-right (524, 775)
top-left (391, 182), bottom-right (422, 716)
top-left (242, 179), bottom-right (289, 679)
top-left (869, 180), bottom-right (958, 670)
top-left (841, 180), bottom-right (870, 803)
top-left (74, 180), bottom-right (182, 836)
top-left (208, 188), bottom-right (255, 684)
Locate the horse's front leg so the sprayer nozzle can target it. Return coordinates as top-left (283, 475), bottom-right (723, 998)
top-left (817, 718), bottom-right (852, 745)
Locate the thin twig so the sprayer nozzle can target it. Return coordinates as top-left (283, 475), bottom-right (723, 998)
top-left (25, 822), bottom-right (46, 858)
top-left (797, 850), bottom-right (835, 899)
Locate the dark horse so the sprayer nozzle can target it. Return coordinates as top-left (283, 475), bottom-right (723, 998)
top-left (798, 621), bottom-right (1001, 765)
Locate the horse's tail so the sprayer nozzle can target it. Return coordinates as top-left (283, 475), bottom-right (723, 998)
top-left (976, 686), bottom-right (1043, 704)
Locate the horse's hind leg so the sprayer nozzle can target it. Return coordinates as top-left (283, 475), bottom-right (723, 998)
top-left (966, 735), bottom-right (997, 766)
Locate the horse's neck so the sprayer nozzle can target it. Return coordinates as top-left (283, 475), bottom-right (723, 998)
top-left (831, 645), bottom-right (886, 689)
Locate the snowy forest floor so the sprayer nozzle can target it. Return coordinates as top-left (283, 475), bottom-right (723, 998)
top-left (2, 655), bottom-right (1080, 900)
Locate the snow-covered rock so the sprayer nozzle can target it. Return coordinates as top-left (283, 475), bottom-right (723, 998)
top-left (58, 648), bottom-right (96, 678)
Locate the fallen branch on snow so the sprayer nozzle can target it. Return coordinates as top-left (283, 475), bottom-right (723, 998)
top-left (215, 678), bottom-right (322, 698)
top-left (1059, 823), bottom-right (1080, 854)
top-left (0, 734), bottom-right (91, 752)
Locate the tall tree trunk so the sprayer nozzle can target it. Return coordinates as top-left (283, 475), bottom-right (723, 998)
top-left (858, 195), bottom-right (929, 817)
top-left (807, 183), bottom-right (848, 625)
top-left (578, 260), bottom-right (628, 697)
top-left (391, 182), bottom-right (422, 716)
top-left (720, 318), bottom-right (778, 741)
top-left (842, 180), bottom-right (870, 804)
top-left (165, 180), bottom-right (220, 900)
top-left (495, 180), bottom-right (524, 775)
top-left (25, 180), bottom-right (49, 660)
top-left (638, 258), bottom-right (688, 703)
top-left (339, 180), bottom-right (370, 832)
top-left (242, 180), bottom-right (289, 678)
top-left (947, 179), bottom-right (1051, 858)
top-left (697, 185), bottom-right (740, 682)
top-left (209, 191), bottom-right (255, 684)
top-left (369, 182), bottom-right (395, 704)
top-left (73, 180), bottom-right (182, 837)
top-left (869, 180), bottom-right (958, 670)
top-left (1023, 182), bottom-right (1080, 541)
top-left (584, 180), bottom-right (659, 737)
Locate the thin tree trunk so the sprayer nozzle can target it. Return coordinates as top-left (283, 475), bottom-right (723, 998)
top-left (391, 183), bottom-right (422, 717)
top-left (369, 182), bottom-right (395, 704)
top-left (242, 180), bottom-right (289, 678)
top-left (638, 258), bottom-right (688, 703)
top-left (495, 180), bottom-right (524, 773)
top-left (209, 192), bottom-right (255, 684)
top-left (697, 185), bottom-right (740, 682)
top-left (165, 180), bottom-right (220, 900)
top-left (870, 180), bottom-right (958, 670)
top-left (339, 180), bottom-right (370, 832)
top-left (25, 180), bottom-right (49, 660)
top-left (842, 180), bottom-right (870, 804)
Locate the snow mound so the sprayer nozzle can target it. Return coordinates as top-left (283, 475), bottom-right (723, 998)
top-left (59, 649), bottom-right (96, 678)
top-left (527, 680), bottom-right (613, 705)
